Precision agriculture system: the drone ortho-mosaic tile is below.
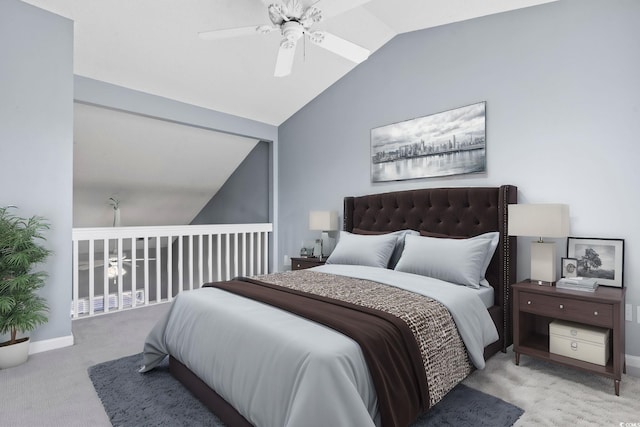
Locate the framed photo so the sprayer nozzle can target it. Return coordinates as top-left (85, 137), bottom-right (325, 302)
top-left (370, 102), bottom-right (486, 182)
top-left (561, 258), bottom-right (578, 278)
top-left (567, 237), bottom-right (625, 288)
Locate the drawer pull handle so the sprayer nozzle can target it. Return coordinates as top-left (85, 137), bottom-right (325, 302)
top-left (571, 341), bottom-right (578, 351)
top-left (296, 264), bottom-right (301, 268)
top-left (559, 304), bottom-right (564, 309)
top-left (594, 311), bottom-right (598, 316)
top-left (527, 301), bottom-right (531, 305)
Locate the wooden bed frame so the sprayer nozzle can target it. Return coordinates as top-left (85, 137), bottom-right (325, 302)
top-left (170, 185), bottom-right (517, 426)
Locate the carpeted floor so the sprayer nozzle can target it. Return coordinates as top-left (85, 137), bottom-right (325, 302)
top-left (89, 353), bottom-right (524, 427)
top-left (2, 304), bottom-right (639, 426)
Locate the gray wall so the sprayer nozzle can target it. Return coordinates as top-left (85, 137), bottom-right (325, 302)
top-left (192, 140), bottom-right (270, 225)
top-left (278, 0), bottom-right (640, 358)
top-left (0, 1), bottom-right (74, 342)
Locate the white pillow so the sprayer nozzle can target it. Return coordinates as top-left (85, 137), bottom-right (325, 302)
top-left (352, 228), bottom-right (419, 269)
top-left (419, 231), bottom-right (499, 287)
top-left (471, 232), bottom-right (499, 288)
top-left (326, 231), bottom-right (397, 268)
top-left (394, 234), bottom-right (492, 289)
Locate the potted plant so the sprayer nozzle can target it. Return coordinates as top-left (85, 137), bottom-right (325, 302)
top-left (0, 206), bottom-right (51, 369)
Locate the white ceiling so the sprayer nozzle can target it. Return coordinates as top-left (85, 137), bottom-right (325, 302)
top-left (23, 0), bottom-right (557, 126)
top-left (73, 103), bottom-right (258, 227)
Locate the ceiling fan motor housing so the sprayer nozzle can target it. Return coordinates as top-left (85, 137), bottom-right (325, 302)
top-left (281, 21), bottom-right (304, 47)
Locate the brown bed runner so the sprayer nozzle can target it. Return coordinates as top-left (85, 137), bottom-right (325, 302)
top-left (205, 276), bottom-right (429, 427)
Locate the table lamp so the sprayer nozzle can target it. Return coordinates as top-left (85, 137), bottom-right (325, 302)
top-left (508, 204), bottom-right (570, 284)
top-left (309, 211), bottom-right (338, 258)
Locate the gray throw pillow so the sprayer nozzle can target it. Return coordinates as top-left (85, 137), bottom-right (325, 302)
top-left (352, 228), bottom-right (419, 268)
top-left (326, 231), bottom-right (398, 268)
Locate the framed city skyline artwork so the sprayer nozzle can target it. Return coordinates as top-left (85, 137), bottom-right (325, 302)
top-left (371, 102), bottom-right (486, 182)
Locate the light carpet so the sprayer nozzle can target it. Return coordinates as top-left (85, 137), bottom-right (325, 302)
top-left (89, 353), bottom-right (524, 427)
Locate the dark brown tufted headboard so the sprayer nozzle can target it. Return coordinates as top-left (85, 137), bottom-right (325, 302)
top-left (343, 185), bottom-right (517, 356)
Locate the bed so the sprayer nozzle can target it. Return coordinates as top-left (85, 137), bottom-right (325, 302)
top-left (141, 185), bottom-right (517, 427)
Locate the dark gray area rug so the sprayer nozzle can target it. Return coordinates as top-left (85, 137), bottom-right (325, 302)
top-left (89, 353), bottom-right (523, 427)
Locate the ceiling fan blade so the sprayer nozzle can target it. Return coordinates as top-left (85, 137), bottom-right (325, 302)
top-left (274, 39), bottom-right (298, 77)
top-left (78, 260), bottom-right (106, 270)
top-left (309, 31), bottom-right (370, 63)
top-left (198, 25), bottom-right (264, 41)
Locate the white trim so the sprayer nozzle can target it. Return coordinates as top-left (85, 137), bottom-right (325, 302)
top-left (72, 223), bottom-right (272, 240)
top-left (626, 354), bottom-right (640, 370)
top-left (28, 334), bottom-right (74, 355)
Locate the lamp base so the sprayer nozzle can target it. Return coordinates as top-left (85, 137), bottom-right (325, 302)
top-left (530, 241), bottom-right (557, 284)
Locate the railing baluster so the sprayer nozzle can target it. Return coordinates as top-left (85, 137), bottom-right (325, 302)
top-left (72, 223), bottom-right (272, 318)
top-left (178, 236), bottom-right (184, 293)
top-left (225, 234), bottom-right (230, 281)
top-left (117, 238), bottom-right (123, 309)
top-left (216, 234), bottom-right (222, 282)
top-left (207, 234), bottom-right (213, 283)
top-left (167, 235), bottom-right (174, 300)
top-left (241, 233), bottom-right (247, 277)
top-left (144, 236), bottom-right (150, 306)
top-left (131, 237), bottom-right (137, 308)
top-left (103, 239), bottom-right (109, 313)
top-left (156, 236), bottom-right (161, 303)
top-left (233, 233), bottom-right (239, 278)
top-left (88, 239), bottom-right (95, 316)
top-left (198, 234), bottom-right (204, 287)
top-left (263, 232), bottom-right (269, 275)
top-left (188, 234), bottom-right (194, 291)
top-left (256, 232), bottom-right (262, 274)
top-left (249, 233), bottom-right (255, 276)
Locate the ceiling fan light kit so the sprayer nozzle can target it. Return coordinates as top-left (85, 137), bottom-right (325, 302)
top-left (198, 0), bottom-right (370, 77)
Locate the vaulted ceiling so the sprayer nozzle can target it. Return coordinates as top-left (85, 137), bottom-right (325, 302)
top-left (22, 0), bottom-right (557, 227)
top-left (23, 0), bottom-right (557, 126)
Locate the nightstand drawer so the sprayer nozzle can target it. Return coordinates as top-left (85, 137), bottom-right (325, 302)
top-left (519, 291), bottom-right (613, 327)
top-left (291, 258), bottom-right (326, 270)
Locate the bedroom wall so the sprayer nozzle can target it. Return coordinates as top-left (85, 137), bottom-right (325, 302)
top-left (192, 140), bottom-right (270, 225)
top-left (0, 0), bottom-right (74, 347)
top-left (278, 0), bottom-right (640, 363)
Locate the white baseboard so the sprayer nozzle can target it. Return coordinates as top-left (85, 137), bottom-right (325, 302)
top-left (28, 334), bottom-right (74, 355)
top-left (626, 354), bottom-right (640, 372)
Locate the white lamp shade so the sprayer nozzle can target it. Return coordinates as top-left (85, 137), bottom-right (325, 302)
top-left (508, 204), bottom-right (570, 238)
top-left (309, 211), bottom-right (339, 231)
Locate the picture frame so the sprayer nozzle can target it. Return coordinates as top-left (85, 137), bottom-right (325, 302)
top-left (567, 237), bottom-right (625, 288)
top-left (370, 101), bottom-right (486, 182)
top-left (561, 257), bottom-right (578, 278)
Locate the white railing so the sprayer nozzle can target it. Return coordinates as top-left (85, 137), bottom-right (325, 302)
top-left (71, 223), bottom-right (272, 318)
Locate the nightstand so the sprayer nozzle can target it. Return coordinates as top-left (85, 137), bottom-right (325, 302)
top-left (291, 257), bottom-right (327, 270)
top-left (512, 280), bottom-right (625, 395)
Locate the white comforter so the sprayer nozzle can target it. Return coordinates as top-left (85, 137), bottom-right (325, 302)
top-left (141, 265), bottom-right (498, 427)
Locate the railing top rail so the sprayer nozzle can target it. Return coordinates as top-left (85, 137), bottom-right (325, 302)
top-left (72, 223), bottom-right (273, 240)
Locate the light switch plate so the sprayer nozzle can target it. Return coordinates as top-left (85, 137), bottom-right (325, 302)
top-left (637, 306), bottom-right (640, 323)
top-left (626, 304), bottom-right (633, 321)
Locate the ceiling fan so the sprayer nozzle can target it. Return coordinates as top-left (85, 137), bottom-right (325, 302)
top-left (77, 198), bottom-right (154, 272)
top-left (198, 0), bottom-right (371, 77)
top-left (78, 254), bottom-right (133, 272)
